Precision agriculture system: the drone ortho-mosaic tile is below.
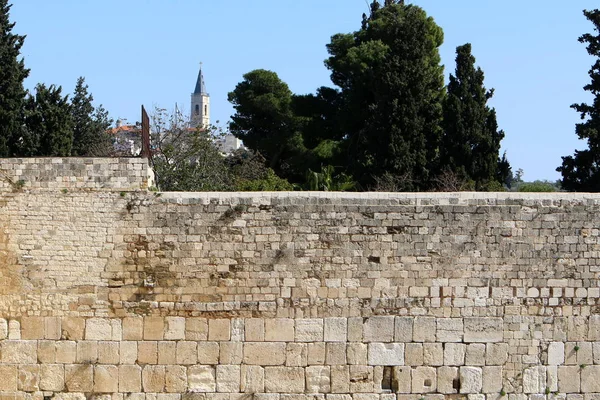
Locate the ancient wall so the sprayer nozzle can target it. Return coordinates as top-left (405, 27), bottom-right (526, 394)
top-left (0, 159), bottom-right (600, 399)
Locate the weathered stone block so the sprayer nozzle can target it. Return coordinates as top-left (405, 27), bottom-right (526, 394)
top-left (394, 318), bottom-right (413, 343)
top-left (485, 343), bottom-right (509, 366)
top-left (330, 365), bottom-right (350, 393)
top-left (524, 366), bottom-right (547, 394)
top-left (244, 342), bottom-right (286, 365)
top-left (144, 317), bottom-right (165, 341)
top-left (306, 366), bottom-right (331, 393)
top-left (368, 343), bottom-right (404, 366)
top-left (0, 365), bottom-right (17, 391)
top-left (166, 365), bottom-right (188, 393)
top-left (138, 341), bottom-right (158, 364)
top-left (265, 319), bottom-right (294, 342)
top-left (558, 366), bottom-right (580, 393)
top-left (216, 365), bottom-right (240, 392)
top-left (308, 343), bottom-right (326, 365)
top-left (119, 365), bottom-right (142, 392)
top-left (94, 365), bottom-right (118, 393)
top-left (405, 343), bottom-right (424, 366)
top-left (460, 367), bottom-right (483, 394)
top-left (40, 364), bottom-right (64, 391)
top-left (123, 317), bottom-right (144, 340)
top-left (581, 365), bottom-right (600, 393)
top-left (21, 317), bottom-right (44, 340)
top-left (465, 343), bottom-right (486, 366)
top-left (326, 343), bottom-right (346, 365)
top-left (411, 366), bottom-right (436, 393)
top-left (197, 341), bottom-right (220, 364)
top-left (62, 317), bottom-right (85, 340)
top-left (176, 341), bottom-right (198, 365)
top-left (413, 317), bottom-right (436, 343)
top-left (296, 319), bottom-right (324, 342)
top-left (464, 318), bottom-right (503, 343)
top-left (2, 340), bottom-right (37, 363)
top-left (324, 318), bottom-right (347, 342)
top-left (220, 342), bottom-right (243, 364)
top-left (437, 366), bottom-right (459, 394)
top-left (17, 364), bottom-right (39, 392)
top-left (86, 318), bottom-right (112, 340)
top-left (245, 318), bottom-right (265, 342)
top-left (482, 366), bottom-right (502, 394)
top-left (423, 343), bottom-right (444, 366)
top-left (349, 365), bottom-right (373, 393)
top-left (444, 343), bottom-right (466, 366)
top-left (142, 365), bottom-right (166, 393)
top-left (186, 318), bottom-right (209, 341)
top-left (437, 318), bottom-right (464, 342)
top-left (210, 319), bottom-right (232, 341)
top-left (363, 317), bottom-right (394, 342)
top-left (548, 342), bottom-right (565, 366)
top-left (241, 365), bottom-right (264, 393)
top-left (188, 365), bottom-right (216, 392)
top-left (164, 316), bottom-right (186, 340)
top-left (286, 343), bottom-right (308, 367)
top-left (264, 367), bottom-right (305, 393)
top-left (65, 364), bottom-right (93, 392)
top-left (347, 343), bottom-right (367, 365)
top-left (120, 341), bottom-right (138, 364)
top-left (98, 341), bottom-right (119, 364)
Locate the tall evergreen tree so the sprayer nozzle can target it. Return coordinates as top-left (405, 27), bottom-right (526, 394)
top-left (441, 43), bottom-right (507, 189)
top-left (71, 77), bottom-right (113, 156)
top-left (0, 0), bottom-right (29, 156)
top-left (24, 84), bottom-right (74, 156)
top-left (558, 9), bottom-right (600, 191)
top-left (325, 0), bottom-right (445, 190)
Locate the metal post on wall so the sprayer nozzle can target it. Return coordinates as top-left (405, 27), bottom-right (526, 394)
top-left (140, 105), bottom-right (151, 159)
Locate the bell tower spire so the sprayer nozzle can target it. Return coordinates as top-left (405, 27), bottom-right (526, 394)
top-left (191, 62), bottom-right (210, 128)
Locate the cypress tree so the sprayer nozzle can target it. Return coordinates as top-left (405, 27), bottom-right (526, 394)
top-left (0, 0), bottom-right (29, 156)
top-left (441, 44), bottom-right (507, 189)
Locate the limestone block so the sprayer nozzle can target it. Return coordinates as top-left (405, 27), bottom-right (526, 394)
top-left (244, 342), bottom-right (286, 365)
top-left (589, 315), bottom-right (600, 341)
top-left (581, 365), bottom-right (600, 392)
top-left (326, 343), bottom-right (347, 365)
top-left (18, 364), bottom-right (40, 392)
top-left (77, 340), bottom-right (98, 364)
top-left (547, 366), bottom-right (558, 392)
top-left (363, 317), bottom-right (394, 342)
top-left (464, 318), bottom-right (503, 343)
top-left (548, 342), bottom-right (565, 366)
top-left (558, 366), bottom-right (580, 393)
top-left (411, 367), bottom-right (437, 393)
top-left (86, 318), bottom-right (112, 340)
top-left (423, 343), bottom-right (444, 366)
top-left (286, 343), bottom-right (308, 367)
top-left (305, 366), bottom-right (331, 393)
top-left (264, 367), bottom-right (305, 393)
top-left (405, 343), bottom-right (424, 366)
top-left (143, 365), bottom-right (166, 393)
top-left (466, 344), bottom-right (486, 366)
top-left (368, 343), bottom-right (404, 366)
top-left (98, 341), bottom-right (120, 364)
top-left (55, 341), bottom-right (76, 364)
top-left (186, 318), bottom-right (209, 341)
top-left (348, 317), bottom-right (363, 342)
top-left (209, 319), bottom-right (232, 341)
top-left (444, 343), bottom-right (466, 366)
top-left (567, 317), bottom-right (588, 341)
top-left (38, 340), bottom-right (56, 363)
top-left (0, 365), bottom-right (17, 391)
top-left (241, 365), bottom-right (264, 393)
top-left (144, 317), bottom-right (165, 340)
top-left (232, 318), bottom-right (245, 342)
top-left (61, 317), bottom-right (85, 340)
top-left (593, 342), bottom-right (600, 365)
top-left (482, 366), bottom-right (502, 394)
top-left (165, 317), bottom-right (186, 340)
top-left (485, 344), bottom-right (509, 366)
top-left (349, 365), bottom-right (373, 393)
top-left (330, 365), bottom-right (350, 393)
top-left (324, 318), bottom-right (347, 342)
top-left (65, 365), bottom-right (93, 392)
top-left (524, 366), bottom-right (547, 394)
top-left (296, 319), bottom-right (324, 342)
top-left (2, 340), bottom-right (37, 363)
top-left (437, 366), bottom-right (459, 394)
top-left (393, 366), bottom-right (412, 394)
top-left (159, 341), bottom-right (177, 364)
top-left (437, 318), bottom-right (464, 342)
top-left (166, 365), bottom-right (188, 393)
top-left (94, 365), bottom-right (118, 393)
top-left (21, 317), bottom-right (44, 340)
top-left (123, 317), bottom-right (144, 340)
top-left (216, 365), bottom-right (240, 392)
top-left (40, 364), bottom-right (64, 391)
top-left (120, 341), bottom-right (138, 364)
top-left (254, 395), bottom-right (281, 400)
top-left (177, 341), bottom-right (198, 365)
top-left (308, 343), bottom-right (326, 365)
top-left (138, 341), bottom-right (158, 364)
top-left (119, 364), bottom-right (142, 392)
top-left (45, 317), bottom-right (62, 340)
top-left (220, 342), bottom-right (243, 365)
top-left (0, 318), bottom-right (7, 340)
top-left (198, 342), bottom-right (220, 364)
top-left (245, 319), bottom-right (265, 342)
top-left (460, 367), bottom-right (483, 394)
top-left (265, 319), bottom-right (294, 342)
top-left (414, 317), bottom-right (436, 343)
top-left (347, 343), bottom-right (368, 365)
top-left (565, 342), bottom-right (578, 365)
top-left (576, 342), bottom-right (593, 365)
top-left (8, 319), bottom-right (19, 339)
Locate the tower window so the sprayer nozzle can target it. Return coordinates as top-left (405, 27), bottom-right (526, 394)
top-left (205, 105), bottom-right (208, 115)
top-left (195, 105), bottom-right (200, 115)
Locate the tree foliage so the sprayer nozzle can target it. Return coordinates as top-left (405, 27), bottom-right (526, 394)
top-left (558, 9), bottom-right (600, 191)
top-left (71, 77), bottom-right (113, 156)
top-left (0, 0), bottom-right (29, 156)
top-left (441, 44), bottom-right (507, 190)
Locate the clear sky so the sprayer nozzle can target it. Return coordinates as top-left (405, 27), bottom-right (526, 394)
top-left (9, 1), bottom-right (599, 181)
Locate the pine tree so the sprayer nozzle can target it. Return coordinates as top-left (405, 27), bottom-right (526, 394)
top-left (24, 84), bottom-right (74, 156)
top-left (71, 77), bottom-right (113, 156)
top-left (558, 9), bottom-right (600, 191)
top-left (325, 1), bottom-right (445, 190)
top-left (441, 44), bottom-right (507, 189)
top-left (0, 0), bottom-right (29, 156)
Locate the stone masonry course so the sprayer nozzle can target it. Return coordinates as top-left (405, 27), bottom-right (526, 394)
top-left (0, 158), bottom-right (599, 399)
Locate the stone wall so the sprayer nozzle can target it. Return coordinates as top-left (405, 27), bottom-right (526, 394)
top-left (0, 159), bottom-right (600, 399)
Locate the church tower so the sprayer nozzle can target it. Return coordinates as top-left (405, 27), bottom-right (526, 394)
top-left (191, 63), bottom-right (210, 128)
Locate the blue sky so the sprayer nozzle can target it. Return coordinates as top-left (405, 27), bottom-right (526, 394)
top-left (9, 1), bottom-right (599, 181)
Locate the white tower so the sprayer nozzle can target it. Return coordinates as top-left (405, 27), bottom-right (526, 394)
top-left (191, 63), bottom-right (210, 128)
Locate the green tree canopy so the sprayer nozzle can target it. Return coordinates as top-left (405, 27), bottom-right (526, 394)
top-left (441, 43), bottom-right (507, 190)
top-left (71, 77), bottom-right (113, 156)
top-left (23, 84), bottom-right (74, 156)
top-left (0, 0), bottom-right (29, 156)
top-left (325, 0), bottom-right (445, 190)
top-left (558, 9), bottom-right (600, 191)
